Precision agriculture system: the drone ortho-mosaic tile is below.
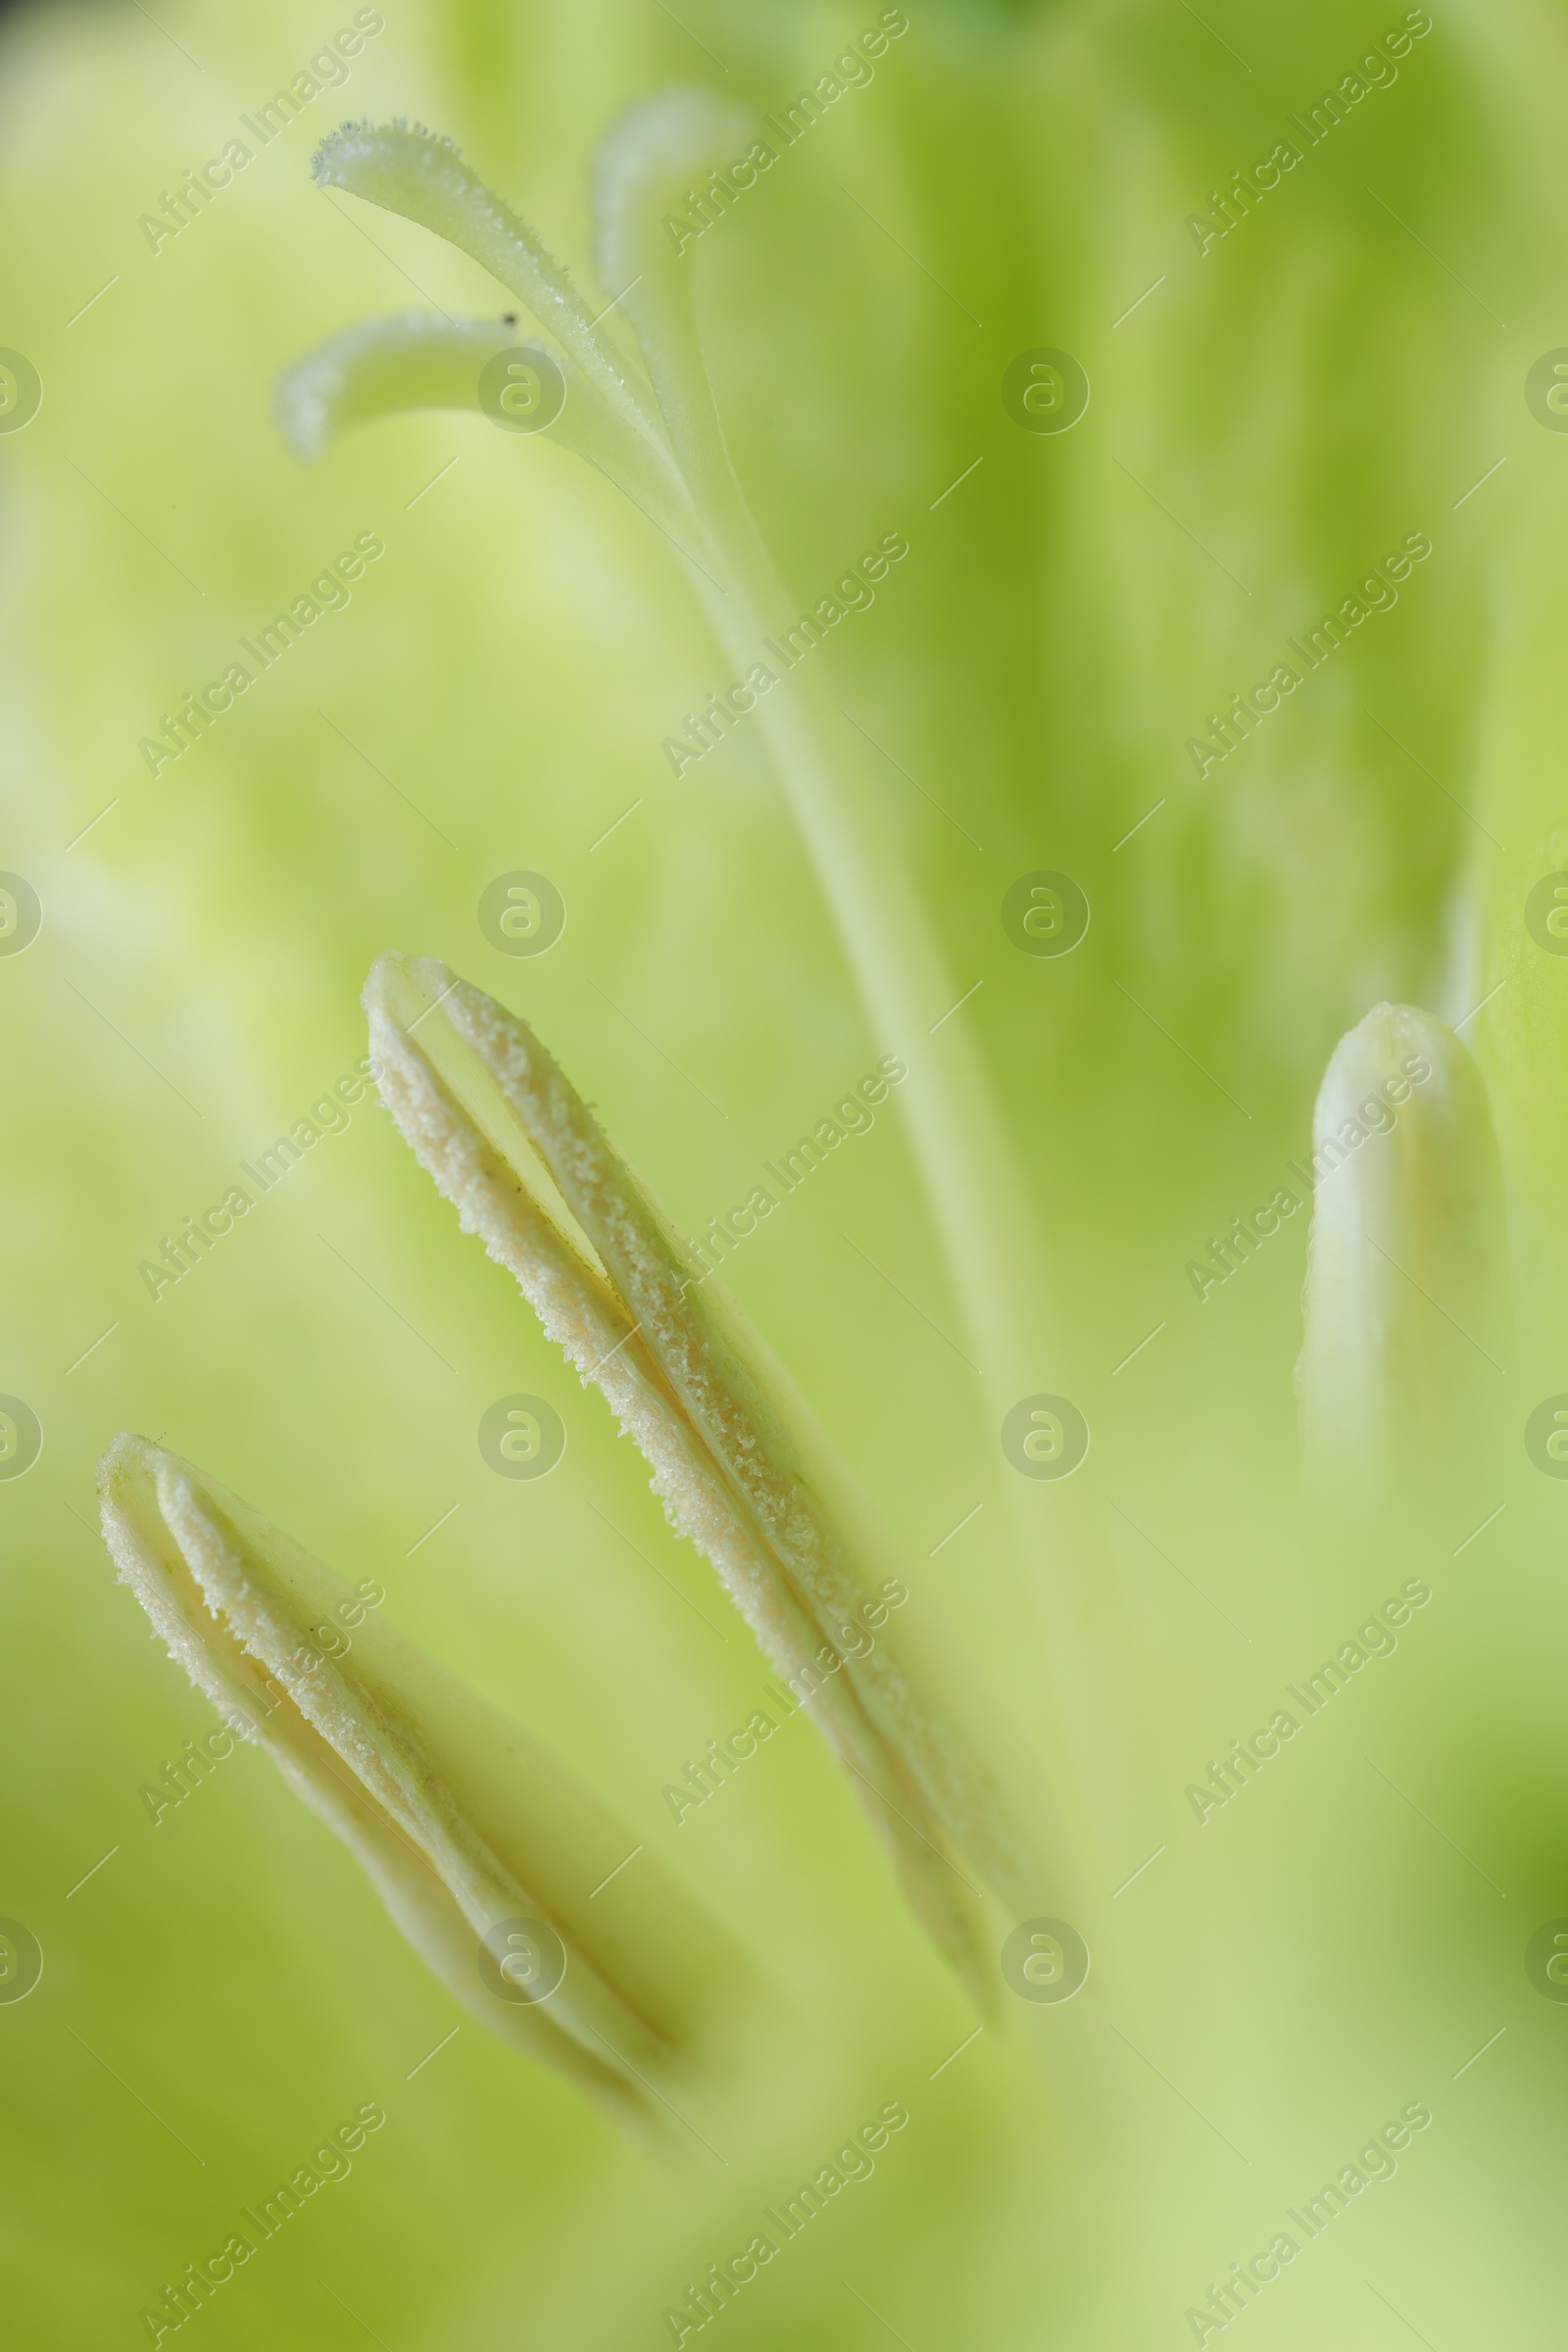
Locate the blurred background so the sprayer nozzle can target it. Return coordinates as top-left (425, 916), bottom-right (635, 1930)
top-left (3, 0), bottom-right (1567, 2343)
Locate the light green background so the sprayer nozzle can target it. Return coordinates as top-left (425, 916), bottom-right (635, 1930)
top-left (2, 0), bottom-right (1565, 2343)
